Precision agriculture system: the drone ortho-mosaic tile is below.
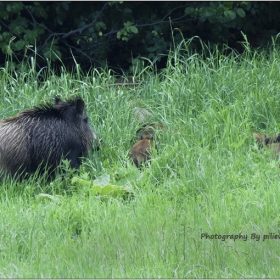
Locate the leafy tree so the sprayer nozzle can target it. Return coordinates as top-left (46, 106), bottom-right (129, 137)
top-left (0, 1), bottom-right (280, 73)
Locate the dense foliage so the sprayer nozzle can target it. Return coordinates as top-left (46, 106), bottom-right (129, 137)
top-left (0, 1), bottom-right (280, 72)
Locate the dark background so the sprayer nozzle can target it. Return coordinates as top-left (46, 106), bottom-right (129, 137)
top-left (1, 1), bottom-right (279, 73)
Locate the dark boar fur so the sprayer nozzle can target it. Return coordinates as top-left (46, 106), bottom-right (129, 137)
top-left (0, 96), bottom-right (98, 178)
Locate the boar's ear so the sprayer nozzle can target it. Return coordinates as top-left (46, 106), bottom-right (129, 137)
top-left (75, 98), bottom-right (85, 114)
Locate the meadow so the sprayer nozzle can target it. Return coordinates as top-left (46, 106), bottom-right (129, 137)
top-left (1, 38), bottom-right (280, 278)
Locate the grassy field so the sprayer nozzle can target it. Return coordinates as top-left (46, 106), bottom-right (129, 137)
top-left (1, 39), bottom-right (280, 278)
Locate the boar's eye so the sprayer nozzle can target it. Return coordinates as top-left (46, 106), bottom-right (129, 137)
top-left (84, 117), bottom-right (88, 123)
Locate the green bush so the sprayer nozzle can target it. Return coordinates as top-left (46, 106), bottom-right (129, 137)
top-left (0, 2), bottom-right (280, 72)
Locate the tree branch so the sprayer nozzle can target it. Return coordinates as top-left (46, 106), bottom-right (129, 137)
top-left (61, 2), bottom-right (108, 39)
top-left (22, 2), bottom-right (37, 27)
top-left (37, 2), bottom-right (108, 54)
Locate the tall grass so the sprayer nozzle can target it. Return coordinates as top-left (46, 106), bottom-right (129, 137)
top-left (1, 38), bottom-right (280, 277)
